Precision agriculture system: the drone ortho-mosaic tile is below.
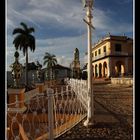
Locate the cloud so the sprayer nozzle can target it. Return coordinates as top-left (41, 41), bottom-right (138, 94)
top-left (117, 0), bottom-right (132, 4)
top-left (93, 8), bottom-right (133, 34)
top-left (7, 0), bottom-right (86, 39)
top-left (6, 34), bottom-right (88, 71)
top-left (7, 0), bottom-right (132, 39)
top-left (7, 8), bottom-right (42, 31)
top-left (6, 0), bottom-right (133, 71)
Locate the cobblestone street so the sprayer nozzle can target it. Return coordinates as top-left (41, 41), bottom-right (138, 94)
top-left (56, 83), bottom-right (133, 140)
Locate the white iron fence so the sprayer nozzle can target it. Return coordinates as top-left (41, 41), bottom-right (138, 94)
top-left (65, 78), bottom-right (88, 110)
top-left (7, 84), bottom-right (87, 140)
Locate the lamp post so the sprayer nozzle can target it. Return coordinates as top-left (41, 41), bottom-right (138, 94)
top-left (82, 0), bottom-right (94, 126)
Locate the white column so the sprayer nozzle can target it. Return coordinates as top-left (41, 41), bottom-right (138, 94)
top-left (125, 58), bottom-right (128, 75)
top-left (107, 58), bottom-right (110, 77)
top-left (84, 5), bottom-right (94, 126)
top-left (15, 95), bottom-right (19, 108)
top-left (97, 64), bottom-right (99, 77)
top-left (102, 63), bottom-right (104, 77)
top-left (47, 88), bottom-right (54, 140)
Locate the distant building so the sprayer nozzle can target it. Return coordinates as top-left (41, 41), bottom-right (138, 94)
top-left (7, 61), bottom-right (42, 87)
top-left (81, 63), bottom-right (87, 80)
top-left (70, 48), bottom-right (81, 78)
top-left (91, 34), bottom-right (133, 78)
top-left (42, 64), bottom-right (71, 80)
top-left (22, 62), bottom-right (39, 70)
top-left (7, 69), bottom-right (39, 87)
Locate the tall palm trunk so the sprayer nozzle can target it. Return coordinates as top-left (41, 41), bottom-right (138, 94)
top-left (49, 68), bottom-right (52, 80)
top-left (47, 69), bottom-right (50, 80)
top-left (25, 49), bottom-right (28, 86)
top-left (51, 68), bottom-right (53, 80)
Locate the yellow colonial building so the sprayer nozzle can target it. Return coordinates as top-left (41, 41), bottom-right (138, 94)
top-left (92, 34), bottom-right (133, 78)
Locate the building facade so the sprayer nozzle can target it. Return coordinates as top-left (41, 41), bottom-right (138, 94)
top-left (91, 35), bottom-right (133, 78)
top-left (42, 64), bottom-right (71, 80)
top-left (7, 69), bottom-right (39, 87)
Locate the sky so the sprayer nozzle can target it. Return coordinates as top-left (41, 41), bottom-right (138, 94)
top-left (6, 0), bottom-right (133, 71)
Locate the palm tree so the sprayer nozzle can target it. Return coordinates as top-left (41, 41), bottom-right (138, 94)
top-left (13, 22), bottom-right (35, 86)
top-left (43, 52), bottom-right (57, 80)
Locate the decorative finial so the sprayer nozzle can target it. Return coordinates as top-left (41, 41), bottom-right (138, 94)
top-left (10, 51), bottom-right (23, 88)
top-left (14, 51), bottom-right (19, 58)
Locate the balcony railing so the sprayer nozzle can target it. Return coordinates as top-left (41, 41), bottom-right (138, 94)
top-left (113, 51), bottom-right (128, 56)
top-left (92, 51), bottom-right (128, 61)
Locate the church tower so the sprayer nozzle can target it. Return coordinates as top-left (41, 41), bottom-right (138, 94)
top-left (70, 48), bottom-right (81, 78)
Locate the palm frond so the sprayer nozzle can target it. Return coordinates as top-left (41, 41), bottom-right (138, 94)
top-left (28, 35), bottom-right (35, 52)
top-left (43, 52), bottom-right (57, 69)
top-left (13, 28), bottom-right (25, 35)
top-left (51, 54), bottom-right (56, 58)
top-left (20, 22), bottom-right (28, 31)
top-left (28, 27), bottom-right (35, 34)
top-left (45, 52), bottom-right (51, 56)
top-left (23, 47), bottom-right (27, 56)
top-left (13, 35), bottom-right (23, 50)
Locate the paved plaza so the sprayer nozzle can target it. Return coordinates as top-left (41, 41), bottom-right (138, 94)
top-left (56, 83), bottom-right (133, 140)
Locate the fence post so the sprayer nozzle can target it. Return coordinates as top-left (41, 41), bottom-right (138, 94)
top-left (47, 88), bottom-right (54, 140)
top-left (15, 95), bottom-right (19, 108)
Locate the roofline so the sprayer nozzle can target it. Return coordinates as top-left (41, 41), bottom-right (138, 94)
top-left (92, 35), bottom-right (133, 51)
top-left (42, 64), bottom-right (71, 70)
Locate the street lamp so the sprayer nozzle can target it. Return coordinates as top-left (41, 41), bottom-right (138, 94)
top-left (82, 0), bottom-right (95, 126)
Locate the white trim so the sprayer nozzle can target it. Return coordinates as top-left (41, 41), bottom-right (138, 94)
top-left (8, 106), bottom-right (27, 113)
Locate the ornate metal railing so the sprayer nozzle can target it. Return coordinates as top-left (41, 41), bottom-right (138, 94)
top-left (24, 88), bottom-right (39, 101)
top-left (7, 84), bottom-right (87, 140)
top-left (92, 51), bottom-right (128, 61)
top-left (66, 78), bottom-right (88, 110)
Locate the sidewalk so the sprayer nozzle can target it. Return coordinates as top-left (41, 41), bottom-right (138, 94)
top-left (55, 101), bottom-right (132, 140)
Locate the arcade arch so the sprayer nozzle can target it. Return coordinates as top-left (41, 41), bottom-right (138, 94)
top-left (99, 63), bottom-right (102, 77)
top-left (95, 64), bottom-right (98, 77)
top-left (103, 61), bottom-right (108, 77)
top-left (115, 61), bottom-right (125, 77)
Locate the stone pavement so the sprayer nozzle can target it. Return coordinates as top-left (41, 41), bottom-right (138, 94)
top-left (55, 101), bottom-right (133, 140)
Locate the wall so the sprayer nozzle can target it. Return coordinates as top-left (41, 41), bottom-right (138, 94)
top-left (111, 77), bottom-right (133, 85)
top-left (91, 36), bottom-right (133, 78)
top-left (92, 41), bottom-right (111, 57)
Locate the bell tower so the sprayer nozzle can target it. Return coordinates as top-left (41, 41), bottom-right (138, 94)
top-left (74, 48), bottom-right (79, 61)
top-left (70, 48), bottom-right (80, 78)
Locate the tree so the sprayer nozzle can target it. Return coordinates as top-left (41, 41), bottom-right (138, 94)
top-left (43, 52), bottom-right (57, 80)
top-left (13, 22), bottom-right (35, 86)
